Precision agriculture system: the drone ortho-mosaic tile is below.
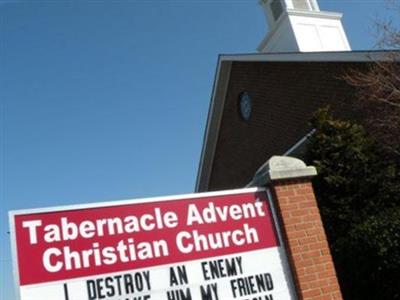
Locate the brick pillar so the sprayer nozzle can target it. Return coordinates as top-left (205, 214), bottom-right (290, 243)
top-left (251, 156), bottom-right (343, 300)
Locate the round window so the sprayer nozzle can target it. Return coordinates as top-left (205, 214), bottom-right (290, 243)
top-left (239, 92), bottom-right (252, 121)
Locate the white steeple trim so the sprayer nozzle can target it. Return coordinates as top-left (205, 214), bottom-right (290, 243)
top-left (258, 0), bottom-right (351, 53)
top-left (285, 0), bottom-right (320, 11)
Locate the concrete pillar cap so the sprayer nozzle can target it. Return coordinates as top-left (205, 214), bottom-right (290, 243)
top-left (249, 156), bottom-right (317, 186)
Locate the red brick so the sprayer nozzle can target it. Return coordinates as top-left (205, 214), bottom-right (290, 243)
top-left (292, 253), bottom-right (303, 261)
top-left (318, 269), bottom-right (336, 279)
top-left (309, 279), bottom-right (330, 289)
top-left (322, 248), bottom-right (331, 255)
top-left (276, 190), bottom-right (296, 197)
top-left (333, 291), bottom-right (343, 299)
top-left (302, 250), bottom-right (322, 259)
top-left (306, 228), bottom-right (324, 237)
top-left (308, 207), bottom-right (320, 215)
top-left (295, 222), bottom-right (315, 231)
top-left (304, 264), bottom-right (324, 274)
top-left (309, 241), bottom-right (329, 250)
top-left (296, 267), bottom-right (306, 276)
top-left (288, 237), bottom-right (300, 246)
top-left (296, 258), bottom-right (315, 268)
top-left (313, 256), bottom-right (332, 265)
top-left (318, 233), bottom-right (328, 241)
top-left (284, 216), bottom-right (303, 225)
top-left (289, 195), bottom-right (308, 202)
top-left (295, 187), bottom-right (314, 195)
top-left (313, 295), bottom-right (333, 300)
top-left (298, 273), bottom-right (318, 282)
top-left (286, 224), bottom-right (296, 232)
top-left (281, 203), bottom-right (300, 211)
top-left (292, 245), bottom-right (310, 253)
top-left (288, 230), bottom-right (307, 239)
top-left (298, 200), bottom-right (316, 209)
top-left (298, 236), bottom-right (318, 245)
top-left (322, 284), bottom-right (339, 293)
top-left (291, 208), bottom-right (311, 217)
top-left (275, 185), bottom-right (288, 191)
top-left (303, 288), bottom-right (321, 298)
top-left (269, 177), bottom-right (343, 300)
top-left (298, 280), bottom-right (311, 290)
top-left (303, 214), bottom-right (321, 222)
top-left (324, 263), bottom-right (334, 271)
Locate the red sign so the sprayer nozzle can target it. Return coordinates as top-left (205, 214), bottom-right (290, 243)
top-left (12, 190), bottom-right (278, 286)
top-left (10, 188), bottom-right (296, 300)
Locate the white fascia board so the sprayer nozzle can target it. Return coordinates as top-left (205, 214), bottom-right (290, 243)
top-left (220, 50), bottom-right (399, 63)
top-left (287, 9), bottom-right (343, 20)
top-left (195, 57), bottom-right (232, 192)
top-left (195, 57), bottom-right (222, 192)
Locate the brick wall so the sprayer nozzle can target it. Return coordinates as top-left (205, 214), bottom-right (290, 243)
top-left (207, 61), bottom-right (369, 191)
top-left (271, 178), bottom-right (342, 300)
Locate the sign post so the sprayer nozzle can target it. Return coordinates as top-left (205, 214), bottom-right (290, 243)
top-left (10, 188), bottom-right (297, 300)
top-left (249, 156), bottom-right (343, 300)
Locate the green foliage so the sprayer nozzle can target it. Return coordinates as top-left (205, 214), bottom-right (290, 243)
top-left (306, 108), bottom-right (400, 300)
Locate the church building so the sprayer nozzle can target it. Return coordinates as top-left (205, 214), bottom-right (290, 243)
top-left (196, 0), bottom-right (394, 192)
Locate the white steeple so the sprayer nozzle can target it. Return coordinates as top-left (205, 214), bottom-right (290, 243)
top-left (258, 0), bottom-right (351, 52)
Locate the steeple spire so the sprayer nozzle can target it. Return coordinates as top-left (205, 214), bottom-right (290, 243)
top-left (258, 0), bottom-right (351, 52)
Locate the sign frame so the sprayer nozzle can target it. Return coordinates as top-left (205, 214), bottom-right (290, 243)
top-left (9, 187), bottom-right (298, 300)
